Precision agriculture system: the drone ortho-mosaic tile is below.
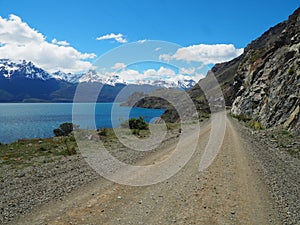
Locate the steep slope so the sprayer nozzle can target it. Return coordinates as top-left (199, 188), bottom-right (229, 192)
top-left (230, 7), bottom-right (300, 131)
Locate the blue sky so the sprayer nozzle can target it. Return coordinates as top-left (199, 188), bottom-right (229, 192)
top-left (0, 0), bottom-right (299, 82)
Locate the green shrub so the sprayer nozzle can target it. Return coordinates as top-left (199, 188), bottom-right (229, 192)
top-left (39, 146), bottom-right (47, 152)
top-left (128, 117), bottom-right (149, 130)
top-left (53, 128), bottom-right (64, 136)
top-left (288, 68), bottom-right (295, 75)
top-left (67, 146), bottom-right (77, 155)
top-left (231, 113), bottom-right (251, 122)
top-left (132, 129), bottom-right (140, 136)
top-left (98, 128), bottom-right (108, 136)
top-left (248, 120), bottom-right (264, 130)
top-left (53, 122), bottom-right (77, 137)
top-left (280, 130), bottom-right (290, 135)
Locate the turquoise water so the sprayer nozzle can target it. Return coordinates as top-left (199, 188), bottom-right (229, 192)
top-left (0, 103), bottom-right (165, 143)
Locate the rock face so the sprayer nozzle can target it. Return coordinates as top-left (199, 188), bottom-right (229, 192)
top-left (230, 7), bottom-right (300, 132)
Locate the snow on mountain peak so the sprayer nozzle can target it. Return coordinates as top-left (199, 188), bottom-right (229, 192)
top-left (0, 59), bottom-right (197, 89)
top-left (0, 59), bottom-right (51, 80)
top-left (78, 70), bottom-right (105, 83)
top-left (52, 70), bottom-right (83, 83)
top-left (105, 75), bottom-right (127, 86)
top-left (135, 78), bottom-right (196, 89)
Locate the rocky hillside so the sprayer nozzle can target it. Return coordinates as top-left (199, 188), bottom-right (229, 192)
top-left (154, 7), bottom-right (299, 132)
top-left (230, 7), bottom-right (300, 132)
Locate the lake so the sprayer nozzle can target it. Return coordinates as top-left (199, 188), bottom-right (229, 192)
top-left (0, 103), bottom-right (165, 144)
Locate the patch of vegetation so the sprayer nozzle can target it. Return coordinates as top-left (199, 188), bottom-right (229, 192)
top-left (128, 117), bottom-right (149, 130)
top-left (121, 117), bottom-right (149, 130)
top-left (166, 123), bottom-right (181, 130)
top-left (98, 128), bottom-right (109, 136)
top-left (273, 129), bottom-right (300, 159)
top-left (0, 136), bottom-right (78, 168)
top-left (121, 117), bottom-right (152, 138)
top-left (288, 68), bottom-right (295, 75)
top-left (248, 120), bottom-right (265, 130)
top-left (230, 113), bottom-right (252, 122)
top-left (132, 129), bottom-right (140, 136)
top-left (249, 47), bottom-right (267, 64)
top-left (53, 122), bottom-right (79, 137)
top-left (280, 129), bottom-right (291, 136)
top-left (230, 113), bottom-right (264, 130)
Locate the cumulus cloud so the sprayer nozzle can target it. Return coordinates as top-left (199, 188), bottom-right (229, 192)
top-left (179, 67), bottom-right (196, 75)
top-left (113, 66), bottom-right (201, 84)
top-left (0, 14), bottom-right (96, 73)
top-left (160, 44), bottom-right (243, 65)
top-left (96, 33), bottom-right (127, 43)
top-left (111, 62), bottom-right (126, 70)
top-left (51, 38), bottom-right (70, 46)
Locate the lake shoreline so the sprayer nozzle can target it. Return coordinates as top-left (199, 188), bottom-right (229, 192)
top-left (0, 103), bottom-right (165, 144)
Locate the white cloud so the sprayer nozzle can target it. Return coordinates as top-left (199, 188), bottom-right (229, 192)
top-left (142, 67), bottom-right (176, 80)
top-left (96, 33), bottom-right (127, 43)
top-left (111, 66), bottom-right (200, 84)
top-left (0, 14), bottom-right (96, 73)
top-left (51, 38), bottom-right (70, 46)
top-left (111, 62), bottom-right (126, 70)
top-left (157, 67), bottom-right (176, 77)
top-left (160, 44), bottom-right (243, 65)
top-left (179, 67), bottom-right (196, 75)
top-left (137, 39), bottom-right (147, 44)
top-left (154, 47), bottom-right (161, 51)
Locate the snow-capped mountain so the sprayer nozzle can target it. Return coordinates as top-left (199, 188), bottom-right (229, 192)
top-left (176, 79), bottom-right (197, 89)
top-left (0, 59), bottom-right (51, 80)
top-left (105, 75), bottom-right (128, 86)
top-left (76, 70), bottom-right (196, 89)
top-left (0, 59), bottom-right (197, 89)
top-left (77, 70), bottom-right (103, 83)
top-left (77, 70), bottom-right (127, 86)
top-left (136, 78), bottom-right (196, 89)
top-left (51, 71), bottom-right (83, 84)
top-left (0, 59), bottom-right (198, 102)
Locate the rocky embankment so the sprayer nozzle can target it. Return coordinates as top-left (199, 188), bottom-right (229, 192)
top-left (230, 7), bottom-right (300, 132)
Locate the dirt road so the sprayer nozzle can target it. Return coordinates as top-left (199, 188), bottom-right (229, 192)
top-left (18, 115), bottom-right (281, 224)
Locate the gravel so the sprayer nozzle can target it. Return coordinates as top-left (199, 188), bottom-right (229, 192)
top-left (1, 121), bottom-right (299, 224)
top-left (0, 129), bottom-right (181, 225)
top-left (0, 155), bottom-right (100, 224)
top-left (234, 121), bottom-right (300, 225)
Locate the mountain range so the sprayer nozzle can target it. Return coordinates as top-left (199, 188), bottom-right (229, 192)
top-left (0, 59), bottom-right (196, 102)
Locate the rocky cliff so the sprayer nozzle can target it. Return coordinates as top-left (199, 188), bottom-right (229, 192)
top-left (230, 7), bottom-right (300, 132)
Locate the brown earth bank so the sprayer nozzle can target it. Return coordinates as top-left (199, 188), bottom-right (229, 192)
top-left (1, 114), bottom-right (298, 225)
